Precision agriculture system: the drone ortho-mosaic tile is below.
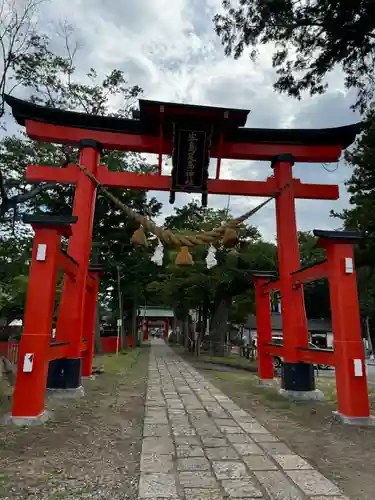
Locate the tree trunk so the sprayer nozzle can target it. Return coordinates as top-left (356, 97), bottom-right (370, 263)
top-left (183, 316), bottom-right (189, 349)
top-left (94, 305), bottom-right (103, 354)
top-left (209, 294), bottom-right (232, 356)
top-left (202, 300), bottom-right (209, 337)
top-left (131, 302), bottom-right (138, 347)
top-left (365, 316), bottom-right (374, 358)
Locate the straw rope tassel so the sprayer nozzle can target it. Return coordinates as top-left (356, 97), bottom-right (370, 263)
top-left (76, 164), bottom-right (291, 248)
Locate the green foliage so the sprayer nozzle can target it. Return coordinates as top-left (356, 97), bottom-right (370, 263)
top-left (297, 231), bottom-right (330, 319)
top-left (148, 201), bottom-right (276, 339)
top-left (0, 29), bottom-right (162, 327)
top-left (332, 112), bottom-right (375, 327)
top-left (214, 0), bottom-right (375, 111)
top-left (0, 234), bottom-right (32, 324)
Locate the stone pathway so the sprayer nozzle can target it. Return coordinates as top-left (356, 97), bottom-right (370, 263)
top-left (139, 340), bottom-right (349, 499)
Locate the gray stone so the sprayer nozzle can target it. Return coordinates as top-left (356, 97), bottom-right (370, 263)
top-left (232, 442), bottom-right (264, 456)
top-left (138, 473), bottom-right (177, 498)
top-left (273, 454), bottom-right (313, 470)
top-left (286, 469), bottom-right (343, 496)
top-left (226, 433), bottom-right (253, 444)
top-left (176, 445), bottom-right (205, 458)
top-left (208, 409), bottom-right (230, 419)
top-left (332, 411), bottom-right (375, 426)
top-left (232, 415), bottom-right (257, 424)
top-left (240, 422), bottom-right (268, 434)
top-left (251, 433), bottom-right (280, 443)
top-left (143, 424), bottom-right (171, 437)
top-left (175, 436), bottom-right (201, 446)
top-left (217, 425), bottom-right (245, 435)
top-left (259, 441), bottom-right (292, 455)
top-left (140, 453), bottom-right (174, 473)
top-left (46, 386), bottom-right (85, 399)
top-left (213, 418), bottom-right (238, 427)
top-left (311, 497), bottom-right (349, 500)
top-left (144, 415), bottom-right (169, 425)
top-left (257, 378), bottom-right (278, 386)
top-left (205, 446), bottom-right (239, 460)
top-left (185, 403), bottom-right (204, 410)
top-left (278, 388), bottom-right (325, 401)
top-left (146, 401), bottom-right (166, 408)
top-left (211, 461), bottom-right (248, 479)
top-left (168, 408), bottom-right (186, 415)
top-left (195, 426), bottom-right (224, 438)
top-left (243, 455), bottom-right (278, 470)
top-left (221, 479), bottom-right (263, 498)
top-left (2, 410), bottom-right (51, 426)
top-left (201, 437), bottom-right (228, 448)
top-left (183, 488), bottom-right (224, 500)
top-left (172, 425), bottom-right (196, 436)
top-left (228, 409), bottom-right (249, 418)
top-left (254, 470), bottom-right (304, 500)
top-left (178, 471), bottom-right (218, 488)
top-left (142, 437), bottom-right (175, 455)
top-left (177, 457), bottom-right (210, 471)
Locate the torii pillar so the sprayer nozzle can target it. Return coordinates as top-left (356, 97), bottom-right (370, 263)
top-left (272, 154), bottom-right (318, 397)
top-left (54, 139), bottom-right (101, 389)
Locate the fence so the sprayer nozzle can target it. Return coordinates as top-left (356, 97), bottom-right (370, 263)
top-left (0, 340), bottom-right (19, 364)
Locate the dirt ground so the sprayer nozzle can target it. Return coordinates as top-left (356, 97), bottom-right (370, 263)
top-left (180, 349), bottom-right (375, 500)
top-left (0, 347), bottom-right (149, 500)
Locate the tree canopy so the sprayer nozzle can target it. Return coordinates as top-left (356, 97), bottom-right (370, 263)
top-left (213, 0), bottom-right (375, 111)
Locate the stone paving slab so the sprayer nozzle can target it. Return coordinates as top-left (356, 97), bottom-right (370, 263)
top-left (137, 340), bottom-right (350, 499)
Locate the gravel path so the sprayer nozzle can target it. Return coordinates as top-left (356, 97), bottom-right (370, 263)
top-left (140, 339), bottom-right (349, 499)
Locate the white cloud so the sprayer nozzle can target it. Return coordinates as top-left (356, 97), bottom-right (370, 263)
top-left (7, 0), bottom-right (360, 242)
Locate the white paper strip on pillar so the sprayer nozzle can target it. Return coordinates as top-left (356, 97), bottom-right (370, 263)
top-left (151, 240), bottom-right (164, 266)
top-left (345, 257), bottom-right (354, 274)
top-left (354, 359), bottom-right (363, 377)
top-left (36, 243), bottom-right (47, 261)
top-left (206, 245), bottom-right (217, 269)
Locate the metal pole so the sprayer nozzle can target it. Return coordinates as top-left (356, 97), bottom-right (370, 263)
top-left (116, 265), bottom-right (124, 349)
top-left (116, 321), bottom-right (120, 355)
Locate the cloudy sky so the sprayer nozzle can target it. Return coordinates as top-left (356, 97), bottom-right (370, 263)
top-left (16, 0), bottom-right (361, 241)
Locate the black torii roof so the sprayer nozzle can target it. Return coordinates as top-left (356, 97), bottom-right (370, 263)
top-left (4, 94), bottom-right (362, 148)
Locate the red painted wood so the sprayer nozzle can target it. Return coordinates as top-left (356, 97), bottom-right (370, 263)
top-left (25, 120), bottom-right (343, 163)
top-left (254, 279), bottom-right (274, 380)
top-left (324, 241), bottom-right (370, 418)
top-left (26, 165), bottom-right (339, 200)
top-left (101, 336), bottom-right (119, 353)
top-left (12, 227), bottom-right (62, 417)
top-left (273, 160), bottom-right (309, 362)
top-left (82, 273), bottom-right (100, 376)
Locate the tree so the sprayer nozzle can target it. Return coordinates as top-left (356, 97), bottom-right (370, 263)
top-left (213, 0), bottom-right (375, 111)
top-left (0, 29), bottom-right (163, 340)
top-left (149, 201), bottom-right (273, 355)
top-left (298, 231), bottom-right (330, 319)
top-left (0, 0), bottom-right (49, 119)
top-left (331, 111), bottom-right (375, 346)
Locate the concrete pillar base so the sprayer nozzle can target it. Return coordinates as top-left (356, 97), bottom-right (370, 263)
top-left (46, 386), bottom-right (85, 399)
top-left (278, 388), bottom-right (325, 401)
top-left (2, 410), bottom-right (51, 426)
top-left (332, 411), bottom-right (375, 426)
top-left (257, 378), bottom-right (278, 387)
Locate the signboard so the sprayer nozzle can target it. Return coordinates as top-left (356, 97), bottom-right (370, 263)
top-left (172, 129), bottom-right (208, 192)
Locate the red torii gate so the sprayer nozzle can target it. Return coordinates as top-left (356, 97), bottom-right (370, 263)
top-left (4, 94), bottom-right (370, 425)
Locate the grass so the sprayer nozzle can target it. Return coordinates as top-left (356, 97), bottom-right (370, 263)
top-left (203, 367), bottom-right (375, 421)
top-left (171, 344), bottom-right (258, 372)
top-left (97, 347), bottom-right (142, 375)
